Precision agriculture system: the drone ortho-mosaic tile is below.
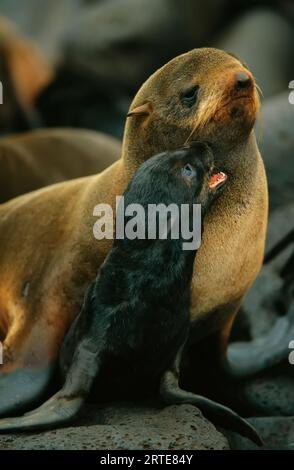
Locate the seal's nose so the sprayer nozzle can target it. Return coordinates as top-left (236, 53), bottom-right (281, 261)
top-left (235, 71), bottom-right (252, 90)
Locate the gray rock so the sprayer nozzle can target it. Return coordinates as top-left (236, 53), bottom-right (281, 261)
top-left (229, 416), bottom-right (294, 450)
top-left (229, 204), bottom-right (294, 386)
top-left (240, 204), bottom-right (294, 338)
top-left (242, 268), bottom-right (283, 338)
top-left (62, 0), bottom-right (225, 94)
top-left (265, 204), bottom-right (294, 266)
top-left (216, 8), bottom-right (294, 98)
top-left (0, 403), bottom-right (229, 450)
top-left (0, 0), bottom-right (225, 74)
top-left (259, 93), bottom-right (294, 212)
top-left (239, 367), bottom-right (294, 417)
top-left (0, 0), bottom-right (81, 61)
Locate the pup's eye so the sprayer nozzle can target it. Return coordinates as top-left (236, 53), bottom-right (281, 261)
top-left (181, 85), bottom-right (199, 107)
top-left (182, 164), bottom-right (196, 179)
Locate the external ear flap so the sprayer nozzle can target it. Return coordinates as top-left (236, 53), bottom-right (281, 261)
top-left (127, 102), bottom-right (152, 118)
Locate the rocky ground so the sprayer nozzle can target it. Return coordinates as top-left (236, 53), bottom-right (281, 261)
top-left (0, 404), bottom-right (229, 450)
top-left (0, 399), bottom-right (293, 450)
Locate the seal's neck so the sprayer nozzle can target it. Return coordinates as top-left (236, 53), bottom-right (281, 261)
top-left (209, 131), bottom-right (261, 215)
top-left (212, 131), bottom-right (259, 179)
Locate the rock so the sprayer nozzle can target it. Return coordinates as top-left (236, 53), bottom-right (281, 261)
top-left (0, 0), bottom-right (81, 61)
top-left (216, 8), bottom-right (294, 98)
top-left (265, 204), bottom-right (294, 265)
top-left (37, 0), bottom-right (225, 138)
top-left (61, 0), bottom-right (225, 95)
top-left (0, 0), bottom-right (225, 92)
top-left (231, 204), bottom-right (294, 344)
top-left (0, 403), bottom-right (229, 450)
top-left (259, 93), bottom-right (294, 212)
top-left (241, 268), bottom-right (283, 338)
top-left (238, 364), bottom-right (294, 417)
top-left (227, 202), bottom-right (294, 420)
top-left (228, 416), bottom-right (294, 450)
top-left (237, 204), bottom-right (294, 339)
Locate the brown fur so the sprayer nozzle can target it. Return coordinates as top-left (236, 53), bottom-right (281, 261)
top-left (0, 128), bottom-right (121, 202)
top-left (0, 16), bottom-right (52, 112)
top-left (0, 48), bottom-right (268, 382)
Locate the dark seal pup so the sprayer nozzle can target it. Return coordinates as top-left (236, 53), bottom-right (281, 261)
top-left (0, 143), bottom-right (261, 445)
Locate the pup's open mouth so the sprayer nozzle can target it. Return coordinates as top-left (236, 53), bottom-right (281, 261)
top-left (208, 171), bottom-right (227, 190)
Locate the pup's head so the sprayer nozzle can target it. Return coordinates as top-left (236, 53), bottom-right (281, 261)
top-left (124, 142), bottom-right (227, 213)
top-left (124, 48), bottom-right (259, 170)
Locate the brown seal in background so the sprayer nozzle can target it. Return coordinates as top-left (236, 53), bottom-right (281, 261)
top-left (0, 128), bottom-right (121, 203)
top-left (0, 16), bottom-right (52, 132)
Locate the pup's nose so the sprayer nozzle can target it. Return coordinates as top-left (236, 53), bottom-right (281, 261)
top-left (235, 71), bottom-right (252, 90)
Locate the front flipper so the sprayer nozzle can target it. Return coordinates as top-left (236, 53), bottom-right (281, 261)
top-left (226, 300), bottom-right (294, 378)
top-left (0, 391), bottom-right (83, 432)
top-left (160, 368), bottom-right (263, 447)
top-left (0, 365), bottom-right (55, 418)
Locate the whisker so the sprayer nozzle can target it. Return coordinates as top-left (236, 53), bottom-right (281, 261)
top-left (256, 106), bottom-right (263, 144)
top-left (254, 81), bottom-right (263, 144)
top-left (255, 83), bottom-right (263, 98)
top-left (184, 121), bottom-right (199, 146)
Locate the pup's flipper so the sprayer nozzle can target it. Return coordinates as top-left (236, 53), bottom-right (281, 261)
top-left (160, 369), bottom-right (263, 446)
top-left (226, 300), bottom-right (294, 378)
top-left (0, 392), bottom-right (83, 432)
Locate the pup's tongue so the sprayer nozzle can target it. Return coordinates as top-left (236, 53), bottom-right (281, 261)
top-left (208, 171), bottom-right (227, 189)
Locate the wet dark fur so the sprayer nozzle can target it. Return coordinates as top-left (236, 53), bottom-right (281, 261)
top-left (60, 143), bottom-right (216, 398)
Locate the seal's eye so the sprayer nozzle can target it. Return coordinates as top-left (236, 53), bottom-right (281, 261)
top-left (182, 164), bottom-right (196, 180)
top-left (181, 85), bottom-right (199, 107)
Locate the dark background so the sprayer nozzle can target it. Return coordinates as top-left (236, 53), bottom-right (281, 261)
top-left (0, 0), bottom-right (293, 141)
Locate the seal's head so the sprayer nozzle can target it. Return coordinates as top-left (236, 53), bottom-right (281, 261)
top-left (124, 48), bottom-right (259, 171)
top-left (124, 142), bottom-right (227, 213)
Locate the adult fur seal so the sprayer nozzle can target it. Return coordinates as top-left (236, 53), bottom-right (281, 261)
top-left (0, 144), bottom-right (261, 444)
top-left (0, 48), bottom-right (268, 420)
top-left (0, 128), bottom-right (121, 203)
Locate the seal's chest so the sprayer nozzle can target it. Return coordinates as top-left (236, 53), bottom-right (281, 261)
top-left (97, 307), bottom-right (189, 396)
top-left (108, 312), bottom-right (187, 366)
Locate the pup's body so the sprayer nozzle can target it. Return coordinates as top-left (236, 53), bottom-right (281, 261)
top-left (0, 144), bottom-right (261, 444)
top-left (0, 48), bottom-right (268, 419)
top-left (61, 147), bottom-right (204, 398)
